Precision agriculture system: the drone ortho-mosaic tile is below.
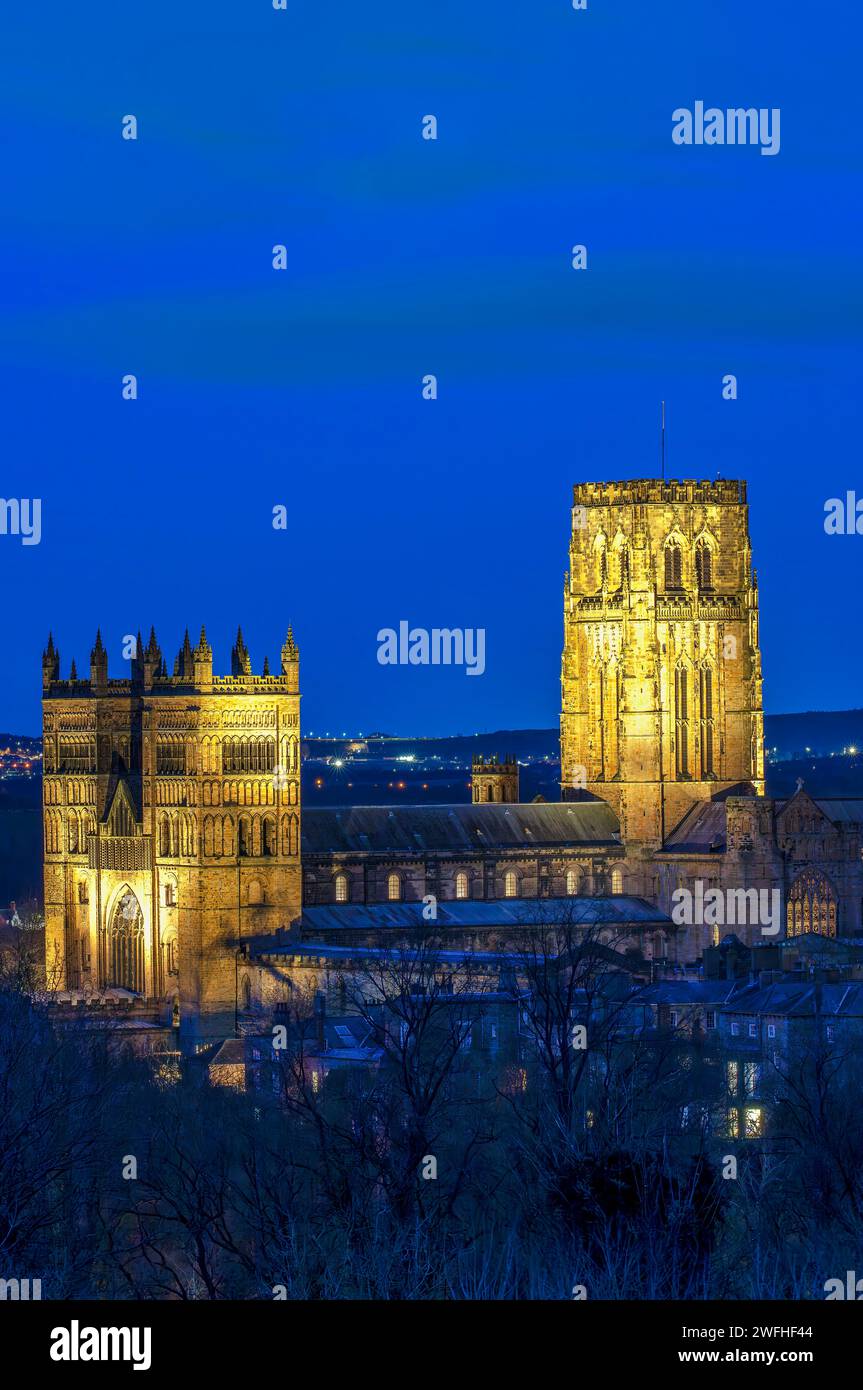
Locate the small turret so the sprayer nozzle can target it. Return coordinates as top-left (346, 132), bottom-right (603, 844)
top-left (232, 626), bottom-right (252, 677)
top-left (90, 629), bottom-right (108, 689)
top-left (176, 628), bottom-right (194, 682)
top-left (42, 633), bottom-right (60, 690)
top-left (193, 625), bottom-right (213, 687)
top-left (280, 625), bottom-right (299, 693)
top-left (472, 753), bottom-right (519, 805)
top-left (143, 626), bottom-right (162, 690)
top-left (130, 630), bottom-right (144, 685)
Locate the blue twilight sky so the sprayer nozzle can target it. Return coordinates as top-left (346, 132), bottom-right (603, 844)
top-left (1, 2), bottom-right (860, 736)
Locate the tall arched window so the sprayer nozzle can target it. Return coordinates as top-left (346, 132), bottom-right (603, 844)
top-left (611, 866), bottom-right (623, 894)
top-left (675, 665), bottom-right (690, 778)
top-left (786, 871), bottom-right (837, 938)
top-left (334, 872), bottom-right (349, 903)
top-left (107, 889), bottom-right (145, 994)
top-left (699, 666), bottom-right (715, 777)
top-left (504, 870), bottom-right (518, 899)
top-left (387, 872), bottom-right (401, 902)
top-left (695, 541), bottom-right (713, 590)
top-left (665, 542), bottom-right (682, 590)
top-left (565, 868), bottom-right (578, 896)
top-left (455, 871), bottom-right (469, 900)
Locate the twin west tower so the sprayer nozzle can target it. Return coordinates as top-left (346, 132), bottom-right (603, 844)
top-left (560, 478), bottom-right (764, 844)
top-left (41, 626), bottom-right (301, 1041)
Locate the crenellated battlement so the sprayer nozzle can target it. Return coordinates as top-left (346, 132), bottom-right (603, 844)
top-left (42, 624), bottom-right (300, 696)
top-left (472, 754), bottom-right (517, 773)
top-left (471, 753), bottom-right (519, 804)
top-left (572, 478), bottom-right (746, 509)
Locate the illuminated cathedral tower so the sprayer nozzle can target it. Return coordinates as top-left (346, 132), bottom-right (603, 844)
top-left (560, 479), bottom-right (764, 846)
top-left (41, 625), bottom-right (301, 1042)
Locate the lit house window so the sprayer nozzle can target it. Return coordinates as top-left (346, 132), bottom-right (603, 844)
top-left (387, 872), bottom-right (401, 902)
top-left (727, 1109), bottom-right (739, 1139)
top-left (610, 867), bottom-right (623, 894)
top-left (504, 870), bottom-right (518, 899)
top-left (744, 1062), bottom-right (760, 1096)
top-left (334, 872), bottom-right (349, 903)
top-left (455, 871), bottom-right (469, 900)
top-left (744, 1107), bottom-right (763, 1139)
top-left (726, 1061), bottom-right (738, 1095)
top-left (565, 868), bottom-right (578, 896)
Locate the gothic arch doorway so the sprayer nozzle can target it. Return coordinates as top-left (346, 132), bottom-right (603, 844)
top-left (106, 887), bottom-right (146, 993)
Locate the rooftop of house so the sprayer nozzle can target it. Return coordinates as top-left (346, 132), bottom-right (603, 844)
top-left (301, 801), bottom-right (622, 855)
top-left (718, 979), bottom-right (863, 1018)
top-left (635, 979), bottom-right (747, 1007)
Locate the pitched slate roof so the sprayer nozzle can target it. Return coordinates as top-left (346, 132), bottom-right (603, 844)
top-left (302, 802), bottom-right (621, 855)
top-left (661, 799), bottom-right (729, 854)
top-left (722, 980), bottom-right (863, 1018)
top-left (637, 979), bottom-right (746, 1007)
top-left (293, 896), bottom-right (670, 932)
top-left (812, 800), bottom-right (863, 825)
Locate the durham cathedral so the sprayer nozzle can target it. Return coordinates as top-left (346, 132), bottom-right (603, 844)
top-left (41, 478), bottom-right (863, 1043)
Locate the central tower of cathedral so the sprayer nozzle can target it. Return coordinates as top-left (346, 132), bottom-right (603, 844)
top-left (560, 478), bottom-right (764, 846)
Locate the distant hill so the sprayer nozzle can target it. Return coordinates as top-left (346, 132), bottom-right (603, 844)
top-left (303, 729), bottom-right (560, 760)
top-left (762, 710), bottom-right (863, 759)
top-left (305, 713), bottom-right (863, 763)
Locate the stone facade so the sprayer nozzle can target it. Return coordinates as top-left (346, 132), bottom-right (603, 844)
top-left (41, 625), bottom-right (301, 1042)
top-left (651, 787), bottom-right (863, 956)
top-left (560, 478), bottom-right (765, 847)
top-left (471, 754), bottom-right (518, 804)
top-left (300, 803), bottom-right (625, 907)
